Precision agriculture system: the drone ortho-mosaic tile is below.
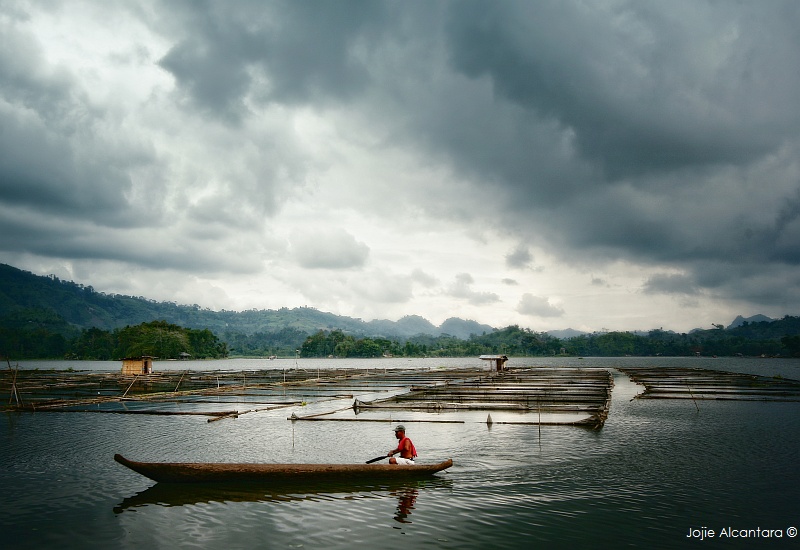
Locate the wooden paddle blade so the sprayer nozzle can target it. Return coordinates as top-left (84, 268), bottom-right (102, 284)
top-left (365, 456), bottom-right (387, 464)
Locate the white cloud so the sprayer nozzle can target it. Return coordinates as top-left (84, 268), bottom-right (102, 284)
top-left (290, 229), bottom-right (370, 270)
top-left (516, 293), bottom-right (565, 318)
top-left (447, 273), bottom-right (501, 306)
top-left (411, 268), bottom-right (438, 288)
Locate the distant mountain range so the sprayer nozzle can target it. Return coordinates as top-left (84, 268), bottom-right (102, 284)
top-left (726, 314), bottom-right (774, 329)
top-left (0, 262), bottom-right (787, 343)
top-left (547, 314), bottom-right (779, 339)
top-left (0, 263), bottom-right (494, 340)
top-left (545, 328), bottom-right (586, 339)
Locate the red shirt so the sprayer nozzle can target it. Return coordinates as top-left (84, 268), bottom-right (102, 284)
top-left (395, 436), bottom-right (417, 458)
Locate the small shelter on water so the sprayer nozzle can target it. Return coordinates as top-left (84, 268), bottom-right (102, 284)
top-left (121, 357), bottom-right (154, 375)
top-left (479, 354), bottom-right (508, 372)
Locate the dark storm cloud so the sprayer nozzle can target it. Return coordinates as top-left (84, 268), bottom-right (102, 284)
top-left (690, 261), bottom-right (800, 307)
top-left (444, 1), bottom-right (800, 178)
top-left (0, 3), bottom-right (294, 272)
top-left (158, 0), bottom-right (385, 118)
top-left (0, 110), bottom-right (151, 224)
top-left (0, 200), bottom-right (258, 273)
top-left (4, 0), bottom-right (800, 319)
top-left (408, 1), bottom-right (800, 311)
top-left (0, 19), bottom-right (148, 225)
top-left (643, 273), bottom-right (698, 296)
top-left (505, 245), bottom-right (532, 269)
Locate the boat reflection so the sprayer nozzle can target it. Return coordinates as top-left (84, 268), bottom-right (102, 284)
top-left (114, 477), bottom-right (451, 516)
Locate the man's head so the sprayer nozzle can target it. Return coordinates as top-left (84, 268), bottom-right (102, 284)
top-left (394, 425), bottom-right (405, 439)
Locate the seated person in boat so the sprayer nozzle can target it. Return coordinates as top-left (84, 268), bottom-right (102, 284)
top-left (388, 425), bottom-right (417, 465)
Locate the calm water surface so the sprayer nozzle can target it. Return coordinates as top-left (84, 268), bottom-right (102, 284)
top-left (2, 357), bottom-right (799, 549)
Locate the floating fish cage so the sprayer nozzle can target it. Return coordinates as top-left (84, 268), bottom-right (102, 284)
top-left (0, 365), bottom-right (477, 413)
top-left (6, 363), bottom-right (795, 427)
top-left (617, 367), bottom-right (800, 402)
top-left (295, 367), bottom-right (615, 429)
top-left (2, 364), bottom-right (613, 427)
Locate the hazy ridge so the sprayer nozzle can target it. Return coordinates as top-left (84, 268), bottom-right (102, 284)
top-left (0, 263), bottom-right (494, 340)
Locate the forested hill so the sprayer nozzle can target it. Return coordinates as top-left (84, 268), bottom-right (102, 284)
top-left (4, 263), bottom-right (800, 360)
top-left (0, 263), bottom-right (493, 339)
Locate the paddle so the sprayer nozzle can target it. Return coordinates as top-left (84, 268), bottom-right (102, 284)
top-left (365, 455), bottom-right (388, 464)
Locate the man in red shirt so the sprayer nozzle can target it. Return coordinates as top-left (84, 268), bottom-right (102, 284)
top-left (388, 425), bottom-right (417, 464)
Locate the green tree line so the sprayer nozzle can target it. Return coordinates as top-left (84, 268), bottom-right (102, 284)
top-left (296, 326), bottom-right (561, 358)
top-left (1, 320), bottom-right (227, 360)
top-left (223, 327), bottom-right (310, 357)
top-left (297, 321), bottom-right (800, 359)
top-left (4, 315), bottom-right (800, 361)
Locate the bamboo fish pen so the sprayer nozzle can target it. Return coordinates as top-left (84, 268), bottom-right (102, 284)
top-left (617, 366), bottom-right (800, 401)
top-left (0, 365), bottom-right (478, 414)
top-left (2, 364), bottom-right (614, 427)
top-left (0, 367), bottom-right (363, 414)
top-left (4, 361), bottom-right (796, 430)
top-left (349, 367), bottom-right (614, 428)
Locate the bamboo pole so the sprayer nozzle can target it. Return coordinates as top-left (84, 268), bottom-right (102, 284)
top-left (174, 370), bottom-right (187, 393)
top-left (6, 358), bottom-right (22, 406)
top-left (207, 411), bottom-right (239, 422)
top-left (21, 408), bottom-right (240, 416)
top-left (207, 401), bottom-right (303, 423)
top-left (121, 375), bottom-right (139, 398)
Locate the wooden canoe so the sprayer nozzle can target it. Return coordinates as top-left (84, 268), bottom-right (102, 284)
top-left (114, 454), bottom-right (453, 483)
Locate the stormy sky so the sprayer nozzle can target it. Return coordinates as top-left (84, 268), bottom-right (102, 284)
top-left (2, 0), bottom-right (800, 333)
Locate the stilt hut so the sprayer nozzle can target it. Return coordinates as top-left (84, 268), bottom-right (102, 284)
top-left (479, 354), bottom-right (509, 372)
top-left (121, 356), bottom-right (154, 375)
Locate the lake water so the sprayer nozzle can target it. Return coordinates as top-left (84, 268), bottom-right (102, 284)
top-left (2, 357), bottom-right (799, 549)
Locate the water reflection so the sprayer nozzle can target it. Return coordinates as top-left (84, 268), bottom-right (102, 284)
top-left (114, 478), bottom-right (451, 519)
top-left (9, 356), bottom-right (798, 549)
top-left (391, 487), bottom-right (418, 524)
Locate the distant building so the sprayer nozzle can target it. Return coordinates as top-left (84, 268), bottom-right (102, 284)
top-left (479, 354), bottom-right (509, 372)
top-left (121, 357), bottom-right (154, 375)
